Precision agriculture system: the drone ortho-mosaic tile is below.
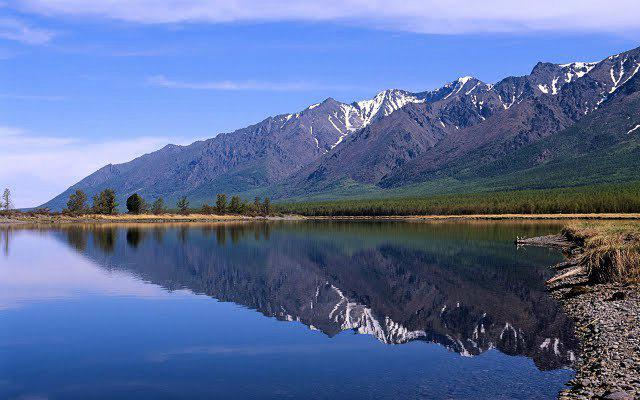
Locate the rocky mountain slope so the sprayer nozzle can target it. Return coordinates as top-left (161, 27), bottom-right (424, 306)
top-left (41, 46), bottom-right (640, 209)
top-left (283, 47), bottom-right (640, 198)
top-left (42, 89), bottom-right (424, 209)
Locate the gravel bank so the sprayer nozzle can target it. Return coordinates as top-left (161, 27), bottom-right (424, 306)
top-left (545, 251), bottom-right (640, 399)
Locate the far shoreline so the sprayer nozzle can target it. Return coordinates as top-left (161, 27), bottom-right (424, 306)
top-left (3, 212), bottom-right (640, 226)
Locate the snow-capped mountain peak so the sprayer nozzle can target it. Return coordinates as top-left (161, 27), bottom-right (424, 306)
top-left (352, 89), bottom-right (425, 127)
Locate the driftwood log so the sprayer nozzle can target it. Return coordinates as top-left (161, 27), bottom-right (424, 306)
top-left (546, 266), bottom-right (586, 284)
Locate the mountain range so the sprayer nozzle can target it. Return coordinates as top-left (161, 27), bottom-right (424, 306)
top-left (42, 46), bottom-right (640, 210)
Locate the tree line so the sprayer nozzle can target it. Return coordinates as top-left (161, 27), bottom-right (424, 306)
top-left (275, 183), bottom-right (640, 216)
top-left (64, 189), bottom-right (272, 216)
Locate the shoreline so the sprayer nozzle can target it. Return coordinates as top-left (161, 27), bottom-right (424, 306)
top-left (308, 213), bottom-right (640, 221)
top-left (2, 212), bottom-right (640, 226)
top-left (522, 233), bottom-right (639, 400)
top-left (0, 214), bottom-right (303, 225)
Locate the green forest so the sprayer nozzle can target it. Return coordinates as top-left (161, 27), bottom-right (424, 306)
top-left (275, 182), bottom-right (640, 216)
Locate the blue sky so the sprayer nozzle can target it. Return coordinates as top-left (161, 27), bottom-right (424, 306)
top-left (1, 1), bottom-right (639, 207)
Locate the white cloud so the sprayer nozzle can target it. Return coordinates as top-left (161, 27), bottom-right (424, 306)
top-left (148, 74), bottom-right (357, 91)
top-left (0, 125), bottom-right (197, 208)
top-left (13, 0), bottom-right (640, 34)
top-left (0, 17), bottom-right (55, 44)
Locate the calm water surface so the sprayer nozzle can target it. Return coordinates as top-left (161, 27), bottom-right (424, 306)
top-left (0, 221), bottom-right (576, 399)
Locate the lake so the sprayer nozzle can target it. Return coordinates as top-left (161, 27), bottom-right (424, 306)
top-left (0, 221), bottom-right (576, 399)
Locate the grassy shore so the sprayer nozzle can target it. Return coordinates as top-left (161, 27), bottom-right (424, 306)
top-left (562, 221), bottom-right (640, 284)
top-left (539, 221), bottom-right (640, 399)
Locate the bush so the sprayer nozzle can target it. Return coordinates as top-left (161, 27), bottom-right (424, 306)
top-left (126, 193), bottom-right (146, 214)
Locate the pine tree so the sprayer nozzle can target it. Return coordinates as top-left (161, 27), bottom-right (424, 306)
top-left (66, 190), bottom-right (88, 214)
top-left (263, 197), bottom-right (271, 215)
top-left (151, 197), bottom-right (166, 215)
top-left (2, 188), bottom-right (11, 211)
top-left (177, 197), bottom-right (190, 215)
top-left (253, 196), bottom-right (262, 215)
top-left (92, 189), bottom-right (118, 214)
top-left (229, 195), bottom-right (241, 214)
top-left (215, 193), bottom-right (227, 214)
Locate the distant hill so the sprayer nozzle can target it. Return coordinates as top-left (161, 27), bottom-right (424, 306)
top-left (41, 46), bottom-right (640, 210)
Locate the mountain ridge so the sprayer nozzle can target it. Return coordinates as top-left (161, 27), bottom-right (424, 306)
top-left (41, 46), bottom-right (640, 210)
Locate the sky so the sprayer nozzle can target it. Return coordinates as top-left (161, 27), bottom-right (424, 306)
top-left (1, 1), bottom-right (639, 208)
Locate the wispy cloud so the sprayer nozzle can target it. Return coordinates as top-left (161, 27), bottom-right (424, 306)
top-left (0, 93), bottom-right (67, 101)
top-left (0, 125), bottom-right (198, 208)
top-left (13, 0), bottom-right (640, 34)
top-left (148, 75), bottom-right (358, 92)
top-left (0, 17), bottom-right (55, 44)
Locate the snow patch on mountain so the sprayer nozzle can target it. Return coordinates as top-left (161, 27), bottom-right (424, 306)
top-left (538, 84), bottom-right (550, 94)
top-left (610, 58), bottom-right (627, 93)
top-left (560, 62), bottom-right (597, 83)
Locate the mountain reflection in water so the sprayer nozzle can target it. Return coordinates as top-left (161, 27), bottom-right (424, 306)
top-left (25, 221), bottom-right (578, 371)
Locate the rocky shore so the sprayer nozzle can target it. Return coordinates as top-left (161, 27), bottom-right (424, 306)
top-left (523, 234), bottom-right (640, 399)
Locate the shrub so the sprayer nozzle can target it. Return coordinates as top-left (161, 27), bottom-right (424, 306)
top-left (126, 193), bottom-right (146, 214)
